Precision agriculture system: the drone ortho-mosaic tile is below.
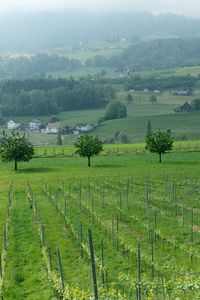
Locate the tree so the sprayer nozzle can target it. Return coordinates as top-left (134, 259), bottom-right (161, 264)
top-left (191, 98), bottom-right (200, 111)
top-left (146, 120), bottom-right (152, 137)
top-left (126, 93), bottom-right (133, 103)
top-left (114, 131), bottom-right (129, 143)
top-left (104, 101), bottom-right (127, 120)
top-left (0, 131), bottom-right (34, 170)
top-left (74, 134), bottom-right (103, 166)
top-left (56, 129), bottom-right (63, 145)
top-left (145, 129), bottom-right (174, 163)
top-left (150, 95), bottom-right (157, 104)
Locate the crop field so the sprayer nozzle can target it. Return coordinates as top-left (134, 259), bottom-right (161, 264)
top-left (0, 150), bottom-right (200, 299)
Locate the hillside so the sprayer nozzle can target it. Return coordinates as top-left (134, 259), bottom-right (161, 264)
top-left (119, 38), bottom-right (200, 71)
top-left (1, 12), bottom-right (200, 52)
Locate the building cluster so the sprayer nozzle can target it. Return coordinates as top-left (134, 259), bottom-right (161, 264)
top-left (7, 119), bottom-right (60, 133)
top-left (7, 119), bottom-right (94, 135)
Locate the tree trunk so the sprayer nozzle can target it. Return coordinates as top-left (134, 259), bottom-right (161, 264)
top-left (159, 153), bottom-right (162, 163)
top-left (88, 156), bottom-right (91, 167)
top-left (14, 160), bottom-right (17, 170)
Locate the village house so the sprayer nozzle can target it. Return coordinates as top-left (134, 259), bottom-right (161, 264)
top-left (45, 122), bottom-right (60, 134)
top-left (7, 120), bottom-right (20, 130)
top-left (174, 88), bottom-right (192, 96)
top-left (173, 102), bottom-right (193, 113)
top-left (73, 124), bottom-right (93, 135)
top-left (153, 89), bottom-right (160, 94)
top-left (28, 119), bottom-right (42, 132)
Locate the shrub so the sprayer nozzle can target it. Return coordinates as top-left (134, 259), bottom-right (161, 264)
top-left (104, 102), bottom-right (127, 120)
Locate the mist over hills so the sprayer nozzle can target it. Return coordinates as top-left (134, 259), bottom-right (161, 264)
top-left (1, 11), bottom-right (200, 52)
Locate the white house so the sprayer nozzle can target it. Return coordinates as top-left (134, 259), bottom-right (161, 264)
top-left (28, 119), bottom-right (42, 132)
top-left (154, 89), bottom-right (160, 94)
top-left (174, 89), bottom-right (192, 96)
top-left (45, 122), bottom-right (60, 134)
top-left (73, 124), bottom-right (93, 134)
top-left (7, 120), bottom-right (20, 130)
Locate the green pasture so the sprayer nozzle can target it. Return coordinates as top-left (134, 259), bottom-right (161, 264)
top-left (95, 110), bottom-right (200, 142)
top-left (52, 42), bottom-right (128, 61)
top-left (131, 65), bottom-right (200, 78)
top-left (3, 89), bottom-right (200, 144)
top-left (47, 66), bottom-right (115, 79)
top-left (1, 150), bottom-right (200, 182)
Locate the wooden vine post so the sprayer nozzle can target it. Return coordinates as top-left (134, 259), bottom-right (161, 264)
top-left (88, 229), bottom-right (98, 300)
top-left (57, 249), bottom-right (65, 290)
top-left (138, 242), bottom-right (141, 300)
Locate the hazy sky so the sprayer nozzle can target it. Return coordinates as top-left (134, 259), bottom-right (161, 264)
top-left (0, 0), bottom-right (200, 18)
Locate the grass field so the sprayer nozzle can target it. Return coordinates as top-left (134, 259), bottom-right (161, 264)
top-left (130, 66), bottom-right (200, 78)
top-left (1, 150), bottom-right (200, 298)
top-left (47, 67), bottom-right (116, 79)
top-left (51, 42), bottom-right (128, 62)
top-left (6, 88), bottom-right (200, 145)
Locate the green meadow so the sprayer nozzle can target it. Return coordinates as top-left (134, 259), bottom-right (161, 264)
top-left (7, 89), bottom-right (200, 145)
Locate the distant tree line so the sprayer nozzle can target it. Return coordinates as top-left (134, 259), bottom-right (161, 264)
top-left (191, 99), bottom-right (200, 111)
top-left (124, 74), bottom-right (198, 91)
top-left (0, 78), bottom-right (116, 116)
top-left (0, 53), bottom-right (81, 79)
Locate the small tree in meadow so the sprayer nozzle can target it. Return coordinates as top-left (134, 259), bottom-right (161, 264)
top-left (150, 95), bottom-right (157, 104)
top-left (56, 129), bottom-right (63, 145)
top-left (74, 134), bottom-right (103, 166)
top-left (145, 129), bottom-right (174, 163)
top-left (0, 130), bottom-right (34, 170)
top-left (126, 93), bottom-right (133, 103)
top-left (105, 101), bottom-right (127, 120)
top-left (146, 120), bottom-right (152, 137)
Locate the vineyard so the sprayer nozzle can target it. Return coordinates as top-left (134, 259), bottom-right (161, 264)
top-left (33, 141), bottom-right (200, 158)
top-left (1, 169), bottom-right (200, 299)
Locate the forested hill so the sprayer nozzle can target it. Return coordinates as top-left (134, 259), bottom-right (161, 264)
top-left (1, 12), bottom-right (200, 51)
top-left (118, 38), bottom-right (200, 71)
top-left (0, 78), bottom-right (115, 116)
top-left (0, 54), bottom-right (81, 79)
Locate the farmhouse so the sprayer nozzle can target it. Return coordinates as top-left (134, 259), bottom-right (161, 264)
top-left (73, 124), bottom-right (94, 135)
top-left (174, 88), bottom-right (192, 96)
top-left (45, 122), bottom-right (60, 134)
top-left (153, 89), bottom-right (160, 94)
top-left (173, 102), bottom-right (193, 113)
top-left (28, 119), bottom-right (42, 132)
top-left (7, 120), bottom-right (20, 130)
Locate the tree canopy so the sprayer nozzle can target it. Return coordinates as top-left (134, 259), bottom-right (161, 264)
top-left (126, 93), bottom-right (133, 103)
top-left (145, 129), bottom-right (174, 163)
top-left (150, 95), bottom-right (157, 104)
top-left (0, 78), bottom-right (115, 116)
top-left (146, 120), bottom-right (152, 137)
top-left (104, 101), bottom-right (127, 121)
top-left (74, 134), bottom-right (103, 166)
top-left (0, 131), bottom-right (34, 170)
